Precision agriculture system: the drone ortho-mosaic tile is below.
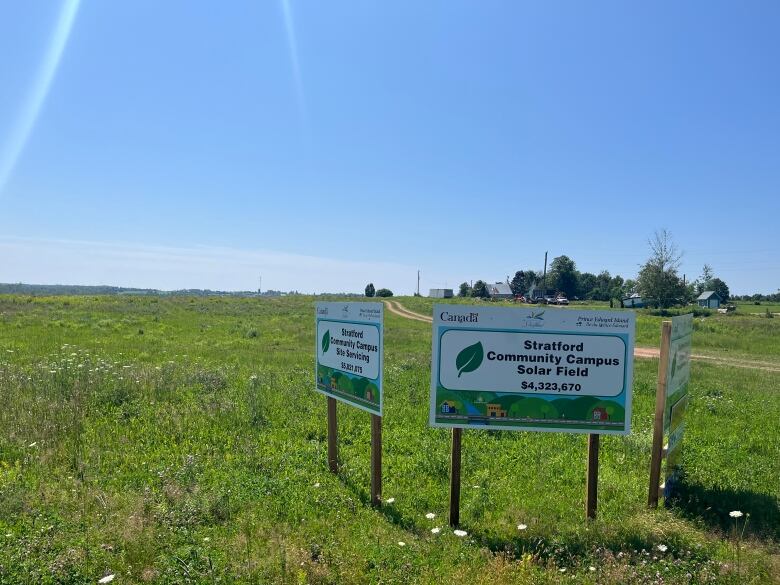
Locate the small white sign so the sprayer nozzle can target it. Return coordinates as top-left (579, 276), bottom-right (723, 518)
top-left (315, 302), bottom-right (383, 415)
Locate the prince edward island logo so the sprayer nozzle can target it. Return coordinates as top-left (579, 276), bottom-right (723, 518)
top-left (524, 310), bottom-right (545, 328)
top-left (455, 341), bottom-right (484, 377)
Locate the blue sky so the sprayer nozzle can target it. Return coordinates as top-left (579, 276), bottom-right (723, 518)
top-left (1, 1), bottom-right (778, 294)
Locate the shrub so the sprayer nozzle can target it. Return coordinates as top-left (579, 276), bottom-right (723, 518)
top-left (376, 288), bottom-right (393, 297)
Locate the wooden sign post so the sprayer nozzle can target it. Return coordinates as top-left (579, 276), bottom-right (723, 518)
top-left (648, 321), bottom-right (671, 507)
top-left (649, 314), bottom-right (692, 507)
top-left (370, 413), bottom-right (382, 506)
top-left (315, 302), bottom-right (384, 500)
top-left (449, 428), bottom-right (462, 526)
top-left (327, 397), bottom-right (339, 473)
top-left (586, 433), bottom-right (600, 519)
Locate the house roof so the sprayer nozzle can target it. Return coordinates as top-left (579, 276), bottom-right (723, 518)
top-left (488, 282), bottom-right (513, 296)
top-left (697, 291), bottom-right (721, 300)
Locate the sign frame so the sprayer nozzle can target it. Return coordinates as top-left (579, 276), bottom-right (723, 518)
top-left (315, 302), bottom-right (384, 416)
top-left (429, 304), bottom-right (636, 436)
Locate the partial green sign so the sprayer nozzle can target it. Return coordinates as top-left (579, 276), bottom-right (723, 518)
top-left (315, 302), bottom-right (383, 415)
top-left (664, 313), bottom-right (693, 487)
top-left (664, 313), bottom-right (693, 433)
top-left (429, 305), bottom-right (636, 435)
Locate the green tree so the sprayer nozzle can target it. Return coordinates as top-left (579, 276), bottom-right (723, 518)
top-left (509, 271), bottom-right (529, 296)
top-left (592, 270), bottom-right (612, 301)
top-left (550, 255), bottom-right (579, 298)
top-left (364, 283), bottom-right (375, 297)
top-left (622, 279), bottom-right (637, 297)
top-left (636, 230), bottom-right (687, 308)
top-left (578, 272), bottom-right (597, 299)
top-left (609, 275), bottom-right (624, 301)
top-left (458, 282), bottom-right (471, 297)
top-left (710, 277), bottom-right (730, 302)
top-left (471, 280), bottom-right (489, 298)
top-left (696, 264), bottom-right (715, 294)
top-left (375, 288), bottom-right (393, 297)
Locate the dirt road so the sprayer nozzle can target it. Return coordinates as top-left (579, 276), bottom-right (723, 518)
top-left (384, 300), bottom-right (780, 373)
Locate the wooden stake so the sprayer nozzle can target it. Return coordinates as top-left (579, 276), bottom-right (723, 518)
top-left (648, 320), bottom-right (672, 508)
top-left (449, 428), bottom-right (462, 527)
top-left (370, 413), bottom-right (382, 506)
top-left (586, 433), bottom-right (600, 519)
top-left (327, 397), bottom-right (338, 474)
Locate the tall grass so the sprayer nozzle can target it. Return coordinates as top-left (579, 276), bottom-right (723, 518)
top-left (0, 295), bottom-right (777, 583)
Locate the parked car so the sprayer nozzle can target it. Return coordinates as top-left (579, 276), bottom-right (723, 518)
top-left (543, 295), bottom-right (556, 304)
top-left (555, 296), bottom-right (569, 305)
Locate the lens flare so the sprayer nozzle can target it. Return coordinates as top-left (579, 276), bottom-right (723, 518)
top-left (0, 0), bottom-right (81, 196)
top-left (280, 0), bottom-right (307, 134)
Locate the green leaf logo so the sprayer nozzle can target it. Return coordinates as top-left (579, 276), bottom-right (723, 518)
top-left (456, 341), bottom-right (484, 378)
top-left (322, 330), bottom-right (330, 353)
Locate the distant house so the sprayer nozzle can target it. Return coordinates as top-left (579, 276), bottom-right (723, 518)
top-left (488, 282), bottom-right (513, 300)
top-left (622, 293), bottom-right (645, 308)
top-left (429, 288), bottom-right (453, 298)
top-left (440, 400), bottom-right (458, 415)
top-left (486, 403), bottom-right (507, 418)
top-left (592, 407), bottom-right (609, 421)
top-left (697, 291), bottom-right (721, 309)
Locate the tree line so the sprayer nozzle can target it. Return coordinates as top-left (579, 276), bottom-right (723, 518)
top-left (457, 230), bottom-right (735, 309)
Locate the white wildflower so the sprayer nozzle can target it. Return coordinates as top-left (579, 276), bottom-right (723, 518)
top-left (313, 482), bottom-right (320, 488)
top-left (98, 575), bottom-right (115, 584)
top-left (203, 537), bottom-right (210, 542)
top-left (453, 529), bottom-right (467, 537)
top-left (430, 527), bottom-right (440, 534)
top-left (385, 497), bottom-right (395, 504)
top-left (589, 566), bottom-right (596, 572)
top-left (398, 541), bottom-right (406, 547)
top-left (517, 523), bottom-right (527, 530)
top-left (729, 510), bottom-right (743, 518)
top-left (425, 512), bottom-right (436, 520)
top-left (657, 544), bottom-right (668, 553)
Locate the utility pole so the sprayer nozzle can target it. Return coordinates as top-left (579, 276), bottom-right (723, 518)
top-left (259, 274), bottom-right (262, 295)
top-left (542, 251), bottom-right (548, 295)
top-left (417, 270), bottom-right (420, 296)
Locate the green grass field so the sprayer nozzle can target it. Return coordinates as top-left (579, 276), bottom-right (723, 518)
top-left (1, 295), bottom-right (778, 583)
top-left (733, 302), bottom-right (780, 315)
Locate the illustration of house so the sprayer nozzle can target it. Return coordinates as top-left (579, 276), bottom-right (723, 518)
top-left (365, 387), bottom-right (374, 401)
top-left (592, 407), bottom-right (609, 421)
top-left (440, 400), bottom-right (458, 415)
top-left (486, 403), bottom-right (507, 418)
top-left (330, 376), bottom-right (338, 389)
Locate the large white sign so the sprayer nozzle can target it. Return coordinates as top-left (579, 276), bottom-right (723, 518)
top-left (315, 302), bottom-right (383, 415)
top-left (430, 305), bottom-right (636, 434)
